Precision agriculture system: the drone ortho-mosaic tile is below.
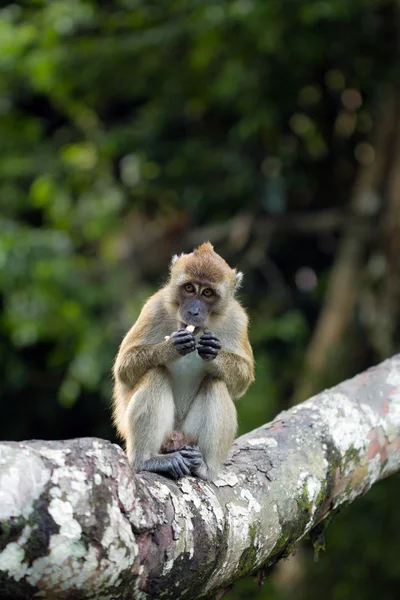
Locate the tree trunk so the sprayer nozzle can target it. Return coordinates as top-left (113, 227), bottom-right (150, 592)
top-left (1, 354), bottom-right (400, 600)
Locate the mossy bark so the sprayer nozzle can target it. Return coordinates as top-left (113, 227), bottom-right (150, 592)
top-left (0, 355), bottom-right (400, 599)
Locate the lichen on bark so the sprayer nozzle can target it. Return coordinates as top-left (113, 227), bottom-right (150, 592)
top-left (0, 354), bottom-right (399, 599)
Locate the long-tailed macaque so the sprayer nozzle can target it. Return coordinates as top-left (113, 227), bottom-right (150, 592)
top-left (113, 242), bottom-right (254, 481)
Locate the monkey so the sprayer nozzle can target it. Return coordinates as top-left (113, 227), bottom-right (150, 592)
top-left (113, 242), bottom-right (254, 481)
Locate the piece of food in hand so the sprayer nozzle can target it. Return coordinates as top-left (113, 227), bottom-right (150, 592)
top-left (165, 324), bottom-right (195, 341)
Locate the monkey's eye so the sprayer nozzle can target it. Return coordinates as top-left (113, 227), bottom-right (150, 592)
top-left (202, 288), bottom-right (214, 298)
top-left (184, 283), bottom-right (195, 294)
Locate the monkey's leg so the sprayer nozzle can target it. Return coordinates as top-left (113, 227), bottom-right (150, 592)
top-left (182, 377), bottom-right (237, 481)
top-left (125, 367), bottom-right (201, 480)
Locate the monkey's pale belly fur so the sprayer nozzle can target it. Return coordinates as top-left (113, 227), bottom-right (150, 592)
top-left (167, 350), bottom-right (208, 427)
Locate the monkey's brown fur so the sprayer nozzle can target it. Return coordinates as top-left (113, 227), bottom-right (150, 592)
top-left (113, 243), bottom-right (254, 481)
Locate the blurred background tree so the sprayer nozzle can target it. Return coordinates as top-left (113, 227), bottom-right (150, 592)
top-left (1, 1), bottom-right (400, 598)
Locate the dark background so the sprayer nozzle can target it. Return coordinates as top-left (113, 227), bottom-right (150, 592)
top-left (1, 1), bottom-right (400, 598)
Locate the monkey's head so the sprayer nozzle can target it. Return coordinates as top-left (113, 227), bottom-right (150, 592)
top-left (168, 242), bottom-right (243, 333)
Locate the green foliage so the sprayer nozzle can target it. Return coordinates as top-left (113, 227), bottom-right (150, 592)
top-left (0, 1), bottom-right (399, 599)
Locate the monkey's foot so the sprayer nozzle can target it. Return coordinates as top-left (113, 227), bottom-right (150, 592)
top-left (178, 445), bottom-right (204, 474)
top-left (140, 447), bottom-right (203, 480)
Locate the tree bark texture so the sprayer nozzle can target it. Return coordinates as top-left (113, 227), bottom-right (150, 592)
top-left (1, 355), bottom-right (400, 600)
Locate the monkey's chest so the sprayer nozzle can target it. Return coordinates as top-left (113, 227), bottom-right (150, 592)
top-left (167, 352), bottom-right (207, 408)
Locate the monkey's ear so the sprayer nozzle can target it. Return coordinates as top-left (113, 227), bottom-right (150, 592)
top-left (234, 271), bottom-right (243, 292)
top-left (170, 254), bottom-right (179, 269)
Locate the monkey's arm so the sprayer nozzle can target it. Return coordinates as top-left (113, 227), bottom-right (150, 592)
top-left (114, 290), bottom-right (196, 388)
top-left (208, 348), bottom-right (254, 399)
top-left (198, 303), bottom-right (254, 399)
top-left (115, 340), bottom-right (174, 387)
top-left (115, 330), bottom-right (195, 388)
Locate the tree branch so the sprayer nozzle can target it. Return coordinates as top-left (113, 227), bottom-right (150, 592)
top-left (1, 355), bottom-right (400, 600)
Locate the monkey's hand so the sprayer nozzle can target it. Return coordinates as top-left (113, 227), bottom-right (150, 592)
top-left (170, 329), bottom-right (196, 356)
top-left (197, 332), bottom-right (222, 360)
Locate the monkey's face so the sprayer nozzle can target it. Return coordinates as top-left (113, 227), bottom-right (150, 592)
top-left (178, 282), bottom-right (218, 333)
top-left (169, 243), bottom-right (243, 331)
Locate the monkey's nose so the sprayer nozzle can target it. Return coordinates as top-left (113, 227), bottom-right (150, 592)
top-left (188, 309), bottom-right (200, 316)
